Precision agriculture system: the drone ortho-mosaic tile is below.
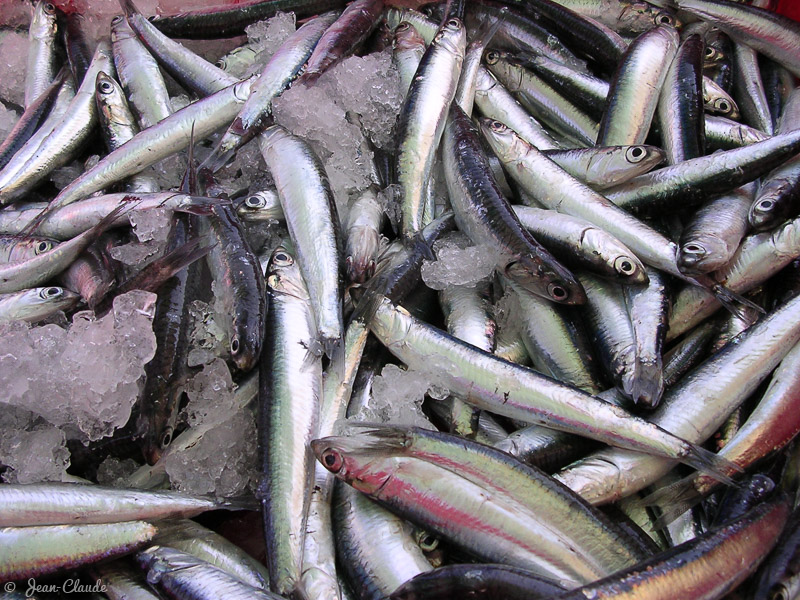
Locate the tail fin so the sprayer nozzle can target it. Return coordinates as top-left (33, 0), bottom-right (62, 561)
top-left (118, 0), bottom-right (140, 17)
top-left (633, 474), bottom-right (704, 528)
top-left (681, 442), bottom-right (742, 487)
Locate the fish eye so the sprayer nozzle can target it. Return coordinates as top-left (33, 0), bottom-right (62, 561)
top-left (44, 3), bottom-right (56, 13)
top-left (656, 13), bottom-right (673, 25)
top-left (40, 287), bottom-right (62, 299)
top-left (111, 15), bottom-right (124, 24)
top-left (614, 257), bottom-right (636, 275)
top-left (447, 18), bottom-right (461, 28)
top-left (485, 50), bottom-right (500, 65)
top-left (714, 99), bottom-right (731, 113)
top-left (547, 283), bottom-right (568, 301)
top-left (626, 146), bottom-right (646, 163)
top-left (705, 47), bottom-right (716, 59)
top-left (396, 21), bottom-right (411, 32)
top-left (230, 336), bottom-right (241, 355)
top-left (160, 427), bottom-right (173, 448)
top-left (489, 120), bottom-right (508, 133)
top-left (98, 79), bottom-right (114, 94)
top-left (272, 249), bottom-right (293, 266)
top-left (683, 243), bottom-right (705, 256)
top-left (757, 199), bottom-right (774, 211)
top-left (321, 448), bottom-right (344, 473)
top-left (415, 530), bottom-right (439, 551)
top-left (245, 195), bottom-right (266, 209)
top-left (35, 240), bottom-right (52, 254)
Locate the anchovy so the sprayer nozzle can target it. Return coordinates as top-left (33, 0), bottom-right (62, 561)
top-left (554, 495), bottom-right (790, 600)
top-left (259, 245), bottom-right (323, 597)
top-left (678, 183), bottom-right (754, 275)
top-left (153, 520), bottom-right (270, 590)
top-left (0, 42), bottom-right (114, 204)
top-left (368, 296), bottom-right (735, 475)
top-left (512, 206), bottom-right (647, 283)
top-left (200, 204), bottom-right (266, 372)
top-left (111, 14), bottom-right (172, 129)
top-left (444, 104), bottom-right (585, 304)
top-left (598, 25), bottom-right (679, 146)
top-left (259, 125), bottom-right (343, 355)
top-left (203, 11), bottom-right (340, 172)
top-left (121, 0), bottom-right (239, 97)
top-left (0, 286), bottom-right (79, 323)
top-left (0, 521), bottom-right (156, 583)
top-left (136, 546), bottom-right (282, 600)
top-left (300, 0), bottom-right (383, 83)
top-left (396, 17), bottom-right (466, 237)
top-left (44, 77), bottom-right (253, 215)
top-left (676, 0), bottom-right (800, 78)
top-left (24, 0), bottom-right (59, 108)
top-left (0, 482), bottom-right (248, 526)
top-left (557, 291), bottom-right (800, 504)
top-left (148, 0), bottom-right (348, 39)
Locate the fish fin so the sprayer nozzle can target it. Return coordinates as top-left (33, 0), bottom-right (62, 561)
top-left (325, 424), bottom-right (412, 454)
top-left (174, 196), bottom-right (231, 216)
top-left (470, 6), bottom-right (505, 51)
top-left (632, 474), bottom-right (704, 527)
top-left (681, 442), bottom-right (743, 486)
top-left (215, 494), bottom-right (260, 511)
top-left (116, 238), bottom-right (213, 295)
top-left (179, 122), bottom-right (197, 194)
top-left (349, 287), bottom-right (388, 328)
top-left (711, 283), bottom-right (766, 318)
top-left (118, 0), bottom-right (140, 17)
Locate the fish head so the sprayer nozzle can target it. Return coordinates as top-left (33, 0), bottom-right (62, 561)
top-left (311, 436), bottom-right (398, 495)
top-left (504, 255), bottom-right (587, 305)
top-left (235, 189), bottom-right (283, 223)
top-left (613, 254), bottom-right (649, 283)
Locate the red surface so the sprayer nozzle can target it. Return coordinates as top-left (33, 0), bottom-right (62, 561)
top-left (776, 0), bottom-right (800, 22)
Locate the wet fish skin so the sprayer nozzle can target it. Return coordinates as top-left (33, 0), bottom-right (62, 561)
top-left (136, 546), bottom-right (282, 600)
top-left (111, 14), bottom-right (172, 129)
top-left (396, 16), bottom-right (466, 237)
top-left (0, 286), bottom-right (79, 323)
top-left (259, 125), bottom-right (343, 356)
top-left (553, 494), bottom-right (790, 600)
top-left (259, 245), bottom-right (323, 597)
top-left (0, 521), bottom-right (156, 583)
top-left (443, 103), bottom-right (586, 305)
top-left (25, 0), bottom-right (59, 108)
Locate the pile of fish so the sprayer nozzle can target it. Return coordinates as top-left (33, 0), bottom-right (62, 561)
top-left (2, 0), bottom-right (800, 598)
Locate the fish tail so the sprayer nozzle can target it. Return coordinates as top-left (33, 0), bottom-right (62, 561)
top-left (712, 283), bottom-right (767, 318)
top-left (633, 474), bottom-right (704, 527)
top-left (118, 0), bottom-right (140, 17)
top-left (681, 442), bottom-right (743, 486)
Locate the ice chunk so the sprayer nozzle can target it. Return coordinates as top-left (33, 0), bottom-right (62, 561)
top-left (0, 1), bottom-right (32, 29)
top-left (50, 161), bottom-right (84, 190)
top-left (0, 29), bottom-right (28, 108)
top-left (0, 291), bottom-right (157, 442)
top-left (272, 49), bottom-right (403, 217)
top-left (164, 409), bottom-right (257, 497)
top-left (0, 404), bottom-right (70, 484)
top-left (421, 234), bottom-right (500, 290)
top-left (210, 136), bottom-right (270, 195)
top-left (108, 208), bottom-right (171, 266)
top-left (96, 457), bottom-right (140, 486)
top-left (349, 364), bottom-right (435, 429)
top-left (324, 50), bottom-right (404, 151)
top-left (187, 300), bottom-right (228, 367)
top-left (182, 358), bottom-right (239, 427)
top-left (245, 12), bottom-right (296, 74)
top-left (0, 101), bottom-right (19, 141)
top-left (182, 37), bottom-right (246, 67)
